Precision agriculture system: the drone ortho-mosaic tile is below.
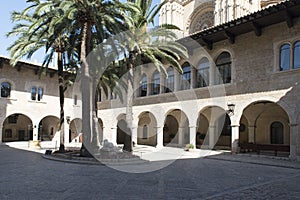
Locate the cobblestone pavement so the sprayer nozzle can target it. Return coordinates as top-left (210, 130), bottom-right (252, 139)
top-left (1, 144), bottom-right (300, 200)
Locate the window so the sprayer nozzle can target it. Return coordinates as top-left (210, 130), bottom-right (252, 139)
top-left (271, 122), bottom-right (284, 144)
top-left (1, 82), bottom-right (11, 98)
top-left (4, 129), bottom-right (12, 138)
top-left (165, 67), bottom-right (174, 93)
top-left (181, 62), bottom-right (191, 90)
top-left (280, 44), bottom-right (291, 71)
top-left (140, 74), bottom-right (147, 97)
top-left (31, 87), bottom-right (37, 100)
top-left (31, 86), bottom-right (43, 101)
top-left (151, 71), bottom-right (160, 95)
top-left (37, 87), bottom-right (43, 101)
top-left (279, 41), bottom-right (300, 70)
top-left (142, 125), bottom-right (148, 139)
top-left (294, 41), bottom-right (300, 69)
top-left (197, 57), bottom-right (210, 88)
top-left (216, 52), bottom-right (231, 84)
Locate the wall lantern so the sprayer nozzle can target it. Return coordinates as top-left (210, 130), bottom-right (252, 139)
top-left (227, 103), bottom-right (235, 116)
top-left (66, 116), bottom-right (71, 124)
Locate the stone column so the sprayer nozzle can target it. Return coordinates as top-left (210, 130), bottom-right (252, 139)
top-left (110, 127), bottom-right (117, 146)
top-left (231, 125), bottom-right (240, 153)
top-left (156, 126), bottom-right (164, 148)
top-left (208, 126), bottom-right (216, 149)
top-left (289, 124), bottom-right (298, 160)
top-left (178, 127), bottom-right (184, 146)
top-left (174, 70), bottom-right (179, 92)
top-left (190, 67), bottom-right (196, 89)
top-left (33, 125), bottom-right (39, 141)
top-left (160, 73), bottom-right (165, 94)
top-left (189, 126), bottom-right (196, 147)
top-left (248, 125), bottom-right (255, 143)
top-left (64, 121), bottom-right (70, 144)
top-left (132, 126), bottom-right (138, 146)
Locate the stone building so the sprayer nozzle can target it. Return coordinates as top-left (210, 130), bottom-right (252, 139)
top-left (1, 0), bottom-right (300, 161)
top-left (0, 57), bottom-right (82, 147)
top-left (96, 0), bottom-right (300, 160)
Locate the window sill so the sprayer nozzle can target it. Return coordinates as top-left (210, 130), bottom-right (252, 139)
top-left (272, 67), bottom-right (300, 75)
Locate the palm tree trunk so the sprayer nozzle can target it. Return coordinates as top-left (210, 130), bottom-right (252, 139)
top-left (123, 52), bottom-right (136, 152)
top-left (58, 52), bottom-right (65, 152)
top-left (80, 21), bottom-right (93, 157)
top-left (92, 77), bottom-right (100, 149)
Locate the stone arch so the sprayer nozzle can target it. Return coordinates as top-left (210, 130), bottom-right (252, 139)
top-left (38, 116), bottom-right (59, 141)
top-left (163, 109), bottom-right (189, 147)
top-left (69, 118), bottom-right (82, 143)
top-left (240, 100), bottom-right (290, 147)
top-left (2, 113), bottom-right (33, 142)
top-left (197, 106), bottom-right (231, 149)
top-left (137, 111), bottom-right (157, 146)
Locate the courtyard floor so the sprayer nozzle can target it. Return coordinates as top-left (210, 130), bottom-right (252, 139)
top-left (1, 142), bottom-right (300, 199)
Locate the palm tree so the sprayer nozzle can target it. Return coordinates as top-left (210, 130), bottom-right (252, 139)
top-left (56, 0), bottom-right (138, 156)
top-left (7, 0), bottom-right (78, 151)
top-left (119, 0), bottom-right (188, 152)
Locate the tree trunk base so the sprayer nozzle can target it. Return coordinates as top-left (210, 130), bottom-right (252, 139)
top-left (58, 144), bottom-right (65, 153)
top-left (80, 144), bottom-right (93, 157)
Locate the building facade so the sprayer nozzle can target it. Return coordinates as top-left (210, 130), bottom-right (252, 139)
top-left (1, 0), bottom-right (300, 161)
top-left (0, 57), bottom-right (82, 147)
top-left (97, 0), bottom-right (300, 160)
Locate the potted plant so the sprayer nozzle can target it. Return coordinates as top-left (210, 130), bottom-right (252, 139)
top-left (185, 144), bottom-right (195, 151)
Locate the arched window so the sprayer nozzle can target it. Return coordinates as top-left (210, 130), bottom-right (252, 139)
top-left (216, 52), bottom-right (231, 84)
top-left (280, 44), bottom-right (291, 71)
top-left (140, 74), bottom-right (147, 97)
top-left (181, 62), bottom-right (191, 90)
top-left (197, 57), bottom-right (210, 88)
top-left (143, 125), bottom-right (148, 139)
top-left (165, 67), bottom-right (174, 93)
top-left (294, 41), bottom-right (300, 69)
top-left (1, 82), bottom-right (11, 98)
top-left (37, 87), bottom-right (43, 101)
top-left (270, 122), bottom-right (284, 144)
top-left (151, 71), bottom-right (160, 95)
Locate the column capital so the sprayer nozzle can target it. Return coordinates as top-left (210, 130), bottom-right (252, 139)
top-left (231, 124), bottom-right (240, 127)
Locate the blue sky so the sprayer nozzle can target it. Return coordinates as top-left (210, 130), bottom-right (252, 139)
top-left (0, 0), bottom-right (160, 64)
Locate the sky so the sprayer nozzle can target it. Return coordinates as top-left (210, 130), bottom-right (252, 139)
top-left (0, 0), bottom-right (160, 64)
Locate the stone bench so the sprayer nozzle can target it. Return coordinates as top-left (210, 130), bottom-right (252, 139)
top-left (240, 143), bottom-right (290, 156)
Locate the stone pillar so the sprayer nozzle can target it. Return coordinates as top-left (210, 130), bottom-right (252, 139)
top-left (156, 126), bottom-right (164, 148)
top-left (178, 127), bottom-right (184, 146)
top-left (132, 126), bottom-right (138, 146)
top-left (248, 125), bottom-right (255, 143)
top-left (190, 67), bottom-right (196, 89)
top-left (289, 124), bottom-right (298, 160)
top-left (160, 73), bottom-right (164, 94)
top-left (189, 126), bottom-right (196, 147)
top-left (110, 127), bottom-right (117, 146)
top-left (64, 121), bottom-right (70, 144)
top-left (33, 125), bottom-right (39, 141)
top-left (231, 125), bottom-right (240, 153)
top-left (209, 126), bottom-right (216, 149)
top-left (174, 70), bottom-right (179, 92)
